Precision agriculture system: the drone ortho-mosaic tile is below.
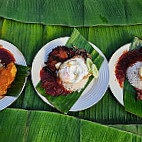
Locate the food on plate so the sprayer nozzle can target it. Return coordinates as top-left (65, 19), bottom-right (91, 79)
top-left (58, 56), bottom-right (90, 92)
top-left (0, 62), bottom-right (17, 96)
top-left (40, 46), bottom-right (98, 96)
top-left (115, 41), bottom-right (142, 101)
top-left (139, 66), bottom-right (142, 80)
top-left (0, 47), bottom-right (15, 65)
top-left (126, 62), bottom-right (142, 90)
top-left (0, 47), bottom-right (17, 97)
top-left (40, 67), bottom-right (69, 96)
top-left (86, 58), bottom-right (93, 72)
top-left (115, 49), bottom-right (142, 88)
top-left (46, 46), bottom-right (75, 72)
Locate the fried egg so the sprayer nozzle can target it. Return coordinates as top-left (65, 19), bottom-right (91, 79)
top-left (58, 56), bottom-right (90, 92)
top-left (126, 61), bottom-right (142, 90)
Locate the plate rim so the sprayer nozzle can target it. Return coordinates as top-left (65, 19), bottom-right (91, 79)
top-left (109, 43), bottom-right (131, 106)
top-left (31, 37), bottom-right (109, 112)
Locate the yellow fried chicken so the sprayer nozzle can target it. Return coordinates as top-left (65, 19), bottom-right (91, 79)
top-left (0, 62), bottom-right (17, 96)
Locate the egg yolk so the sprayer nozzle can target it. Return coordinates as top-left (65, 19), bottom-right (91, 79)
top-left (139, 66), bottom-right (142, 80)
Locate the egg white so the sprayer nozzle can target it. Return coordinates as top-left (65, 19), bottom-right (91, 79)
top-left (58, 56), bottom-right (90, 92)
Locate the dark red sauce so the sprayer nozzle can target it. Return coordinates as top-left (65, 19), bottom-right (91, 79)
top-left (115, 49), bottom-right (142, 88)
top-left (40, 67), bottom-right (70, 96)
top-left (0, 47), bottom-right (15, 65)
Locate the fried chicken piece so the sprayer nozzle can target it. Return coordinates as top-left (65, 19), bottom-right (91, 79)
top-left (49, 46), bottom-right (69, 60)
top-left (46, 56), bottom-right (59, 72)
top-left (46, 46), bottom-right (75, 72)
top-left (73, 46), bottom-right (92, 60)
top-left (46, 46), bottom-right (91, 72)
top-left (0, 62), bottom-right (17, 96)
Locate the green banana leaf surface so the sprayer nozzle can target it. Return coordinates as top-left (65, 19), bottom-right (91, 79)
top-left (110, 124), bottom-right (142, 136)
top-left (1, 0), bottom-right (142, 26)
top-left (0, 108), bottom-right (142, 142)
top-left (36, 29), bottom-right (104, 113)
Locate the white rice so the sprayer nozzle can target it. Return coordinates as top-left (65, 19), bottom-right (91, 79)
top-left (126, 61), bottom-right (142, 90)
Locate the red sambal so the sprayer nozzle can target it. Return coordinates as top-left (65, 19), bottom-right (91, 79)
top-left (115, 48), bottom-right (142, 88)
top-left (40, 67), bottom-right (70, 96)
top-left (0, 47), bottom-right (15, 65)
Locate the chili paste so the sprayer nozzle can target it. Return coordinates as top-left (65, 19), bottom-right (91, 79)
top-left (115, 49), bottom-right (142, 88)
top-left (0, 47), bottom-right (15, 65)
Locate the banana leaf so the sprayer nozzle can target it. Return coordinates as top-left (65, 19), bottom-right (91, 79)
top-left (110, 124), bottom-right (142, 136)
top-left (124, 80), bottom-right (142, 117)
top-left (81, 121), bottom-right (141, 142)
top-left (1, 19), bottom-right (45, 65)
top-left (130, 37), bottom-right (142, 50)
top-left (36, 29), bottom-right (104, 113)
top-left (1, 0), bottom-right (142, 26)
top-left (0, 108), bottom-right (142, 142)
top-left (6, 65), bottom-right (30, 96)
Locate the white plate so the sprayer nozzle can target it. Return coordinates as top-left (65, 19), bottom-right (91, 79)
top-left (32, 37), bottom-right (109, 112)
top-left (109, 43), bottom-right (130, 105)
top-left (0, 40), bottom-right (27, 111)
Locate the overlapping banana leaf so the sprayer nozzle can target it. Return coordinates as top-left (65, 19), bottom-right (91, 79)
top-left (0, 108), bottom-right (142, 142)
top-left (1, 0), bottom-right (142, 26)
top-left (110, 124), bottom-right (142, 136)
top-left (124, 37), bottom-right (142, 117)
top-left (36, 29), bottom-right (104, 113)
top-left (1, 18), bottom-right (142, 123)
top-left (6, 65), bottom-right (30, 96)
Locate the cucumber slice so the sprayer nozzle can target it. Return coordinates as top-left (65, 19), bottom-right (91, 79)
top-left (91, 64), bottom-right (99, 79)
top-left (86, 58), bottom-right (93, 72)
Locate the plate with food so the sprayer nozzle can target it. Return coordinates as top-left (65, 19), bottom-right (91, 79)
top-left (109, 43), bottom-right (129, 105)
top-left (109, 37), bottom-right (142, 117)
top-left (32, 29), bottom-right (109, 113)
top-left (0, 40), bottom-right (29, 110)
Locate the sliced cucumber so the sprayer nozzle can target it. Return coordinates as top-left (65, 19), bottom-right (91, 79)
top-left (86, 58), bottom-right (93, 72)
top-left (91, 64), bottom-right (99, 79)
